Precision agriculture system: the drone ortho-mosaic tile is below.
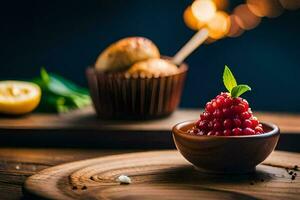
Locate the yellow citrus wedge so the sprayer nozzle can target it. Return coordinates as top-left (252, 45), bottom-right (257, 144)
top-left (0, 81), bottom-right (41, 115)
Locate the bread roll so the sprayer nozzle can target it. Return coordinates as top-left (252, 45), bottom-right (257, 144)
top-left (127, 58), bottom-right (179, 77)
top-left (95, 37), bottom-right (160, 72)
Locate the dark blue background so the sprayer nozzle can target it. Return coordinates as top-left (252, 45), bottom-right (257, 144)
top-left (1, 0), bottom-right (300, 112)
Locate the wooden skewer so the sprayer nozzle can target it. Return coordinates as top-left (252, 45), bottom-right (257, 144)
top-left (172, 28), bottom-right (209, 65)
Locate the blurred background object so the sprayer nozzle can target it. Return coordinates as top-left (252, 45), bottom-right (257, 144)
top-left (1, 0), bottom-right (300, 112)
top-left (233, 4), bottom-right (261, 30)
top-left (247, 0), bottom-right (284, 18)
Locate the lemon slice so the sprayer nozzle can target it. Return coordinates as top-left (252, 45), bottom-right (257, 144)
top-left (0, 81), bottom-right (41, 115)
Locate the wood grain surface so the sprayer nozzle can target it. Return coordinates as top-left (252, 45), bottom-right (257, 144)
top-left (0, 107), bottom-right (299, 133)
top-left (0, 108), bottom-right (299, 150)
top-left (24, 150), bottom-right (300, 200)
top-left (0, 148), bottom-right (136, 200)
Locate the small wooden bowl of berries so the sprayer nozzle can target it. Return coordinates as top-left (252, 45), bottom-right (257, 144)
top-left (172, 66), bottom-right (280, 174)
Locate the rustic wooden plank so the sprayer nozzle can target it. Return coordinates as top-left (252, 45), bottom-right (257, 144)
top-left (0, 148), bottom-right (299, 199)
top-left (0, 107), bottom-right (299, 134)
top-left (0, 148), bottom-right (134, 200)
top-left (24, 150), bottom-right (300, 200)
top-left (0, 148), bottom-right (133, 165)
top-left (0, 108), bottom-right (299, 150)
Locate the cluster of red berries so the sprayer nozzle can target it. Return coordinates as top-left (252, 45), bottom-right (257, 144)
top-left (188, 92), bottom-right (264, 136)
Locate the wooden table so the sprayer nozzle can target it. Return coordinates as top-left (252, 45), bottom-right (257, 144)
top-left (0, 148), bottom-right (135, 200)
top-left (1, 148), bottom-right (300, 200)
top-left (0, 108), bottom-right (300, 151)
top-left (0, 108), bottom-right (300, 199)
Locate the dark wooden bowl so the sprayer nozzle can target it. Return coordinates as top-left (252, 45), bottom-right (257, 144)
top-left (172, 120), bottom-right (280, 173)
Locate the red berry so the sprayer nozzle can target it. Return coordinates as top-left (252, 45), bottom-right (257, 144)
top-left (241, 112), bottom-right (251, 120)
top-left (195, 119), bottom-right (201, 126)
top-left (198, 120), bottom-right (208, 130)
top-left (233, 104), bottom-right (246, 114)
top-left (257, 123), bottom-right (263, 127)
top-left (250, 118), bottom-right (259, 128)
top-left (192, 92), bottom-right (262, 137)
top-left (207, 121), bottom-right (214, 129)
top-left (224, 97), bottom-right (233, 107)
top-left (224, 129), bottom-right (232, 136)
top-left (213, 109), bottom-right (223, 118)
top-left (242, 99), bottom-right (249, 110)
top-left (232, 128), bottom-right (242, 135)
top-left (200, 112), bottom-right (211, 120)
top-left (233, 97), bottom-right (242, 105)
top-left (213, 121), bottom-right (222, 130)
top-left (243, 128), bottom-right (255, 135)
top-left (255, 126), bottom-right (264, 134)
top-left (212, 100), bottom-right (218, 109)
top-left (215, 131), bottom-right (223, 136)
top-left (223, 108), bottom-right (233, 118)
top-left (221, 92), bottom-right (229, 98)
top-left (207, 131), bottom-right (215, 136)
top-left (212, 118), bottom-right (219, 123)
top-left (200, 114), bottom-right (205, 120)
top-left (239, 103), bottom-right (247, 112)
top-left (216, 96), bottom-right (225, 107)
top-left (242, 119), bottom-right (252, 128)
top-left (206, 102), bottom-right (214, 113)
top-left (223, 119), bottom-right (233, 129)
top-left (233, 118), bottom-right (242, 127)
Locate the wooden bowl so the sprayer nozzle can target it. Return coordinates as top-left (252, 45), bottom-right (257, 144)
top-left (172, 120), bottom-right (280, 173)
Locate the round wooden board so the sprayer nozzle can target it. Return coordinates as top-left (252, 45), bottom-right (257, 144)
top-left (24, 150), bottom-right (300, 200)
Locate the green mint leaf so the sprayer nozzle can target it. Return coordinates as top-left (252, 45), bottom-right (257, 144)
top-left (231, 84), bottom-right (251, 98)
top-left (223, 65), bottom-right (237, 92)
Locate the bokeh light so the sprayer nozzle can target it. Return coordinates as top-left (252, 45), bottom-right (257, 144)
top-left (191, 0), bottom-right (217, 22)
top-left (183, 6), bottom-right (205, 30)
top-left (212, 0), bottom-right (229, 11)
top-left (207, 11), bottom-right (231, 39)
top-left (279, 0), bottom-right (300, 10)
top-left (227, 15), bottom-right (244, 38)
top-left (234, 4), bottom-right (261, 30)
top-left (247, 0), bottom-right (284, 18)
top-left (183, 0), bottom-right (300, 42)
top-left (204, 37), bottom-right (216, 44)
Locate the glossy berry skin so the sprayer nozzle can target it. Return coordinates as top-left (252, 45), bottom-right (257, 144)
top-left (188, 92), bottom-right (264, 136)
top-left (223, 129), bottom-right (232, 136)
top-left (243, 128), bottom-right (255, 135)
top-left (242, 119), bottom-right (252, 128)
top-left (233, 118), bottom-right (242, 127)
top-left (223, 119), bottom-right (233, 129)
top-left (232, 128), bottom-right (242, 135)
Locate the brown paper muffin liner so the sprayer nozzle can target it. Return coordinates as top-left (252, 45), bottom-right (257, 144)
top-left (86, 64), bottom-right (188, 119)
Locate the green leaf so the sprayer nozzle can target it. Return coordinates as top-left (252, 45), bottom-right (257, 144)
top-left (223, 65), bottom-right (237, 92)
top-left (231, 84), bottom-right (251, 98)
top-left (31, 67), bottom-right (91, 113)
top-left (47, 77), bottom-right (77, 97)
top-left (46, 74), bottom-right (87, 98)
top-left (40, 67), bottom-right (50, 84)
top-left (50, 74), bottom-right (89, 95)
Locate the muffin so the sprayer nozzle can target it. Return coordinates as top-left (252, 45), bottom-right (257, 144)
top-left (127, 58), bottom-right (179, 77)
top-left (87, 37), bottom-right (188, 119)
top-left (95, 37), bottom-right (160, 72)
